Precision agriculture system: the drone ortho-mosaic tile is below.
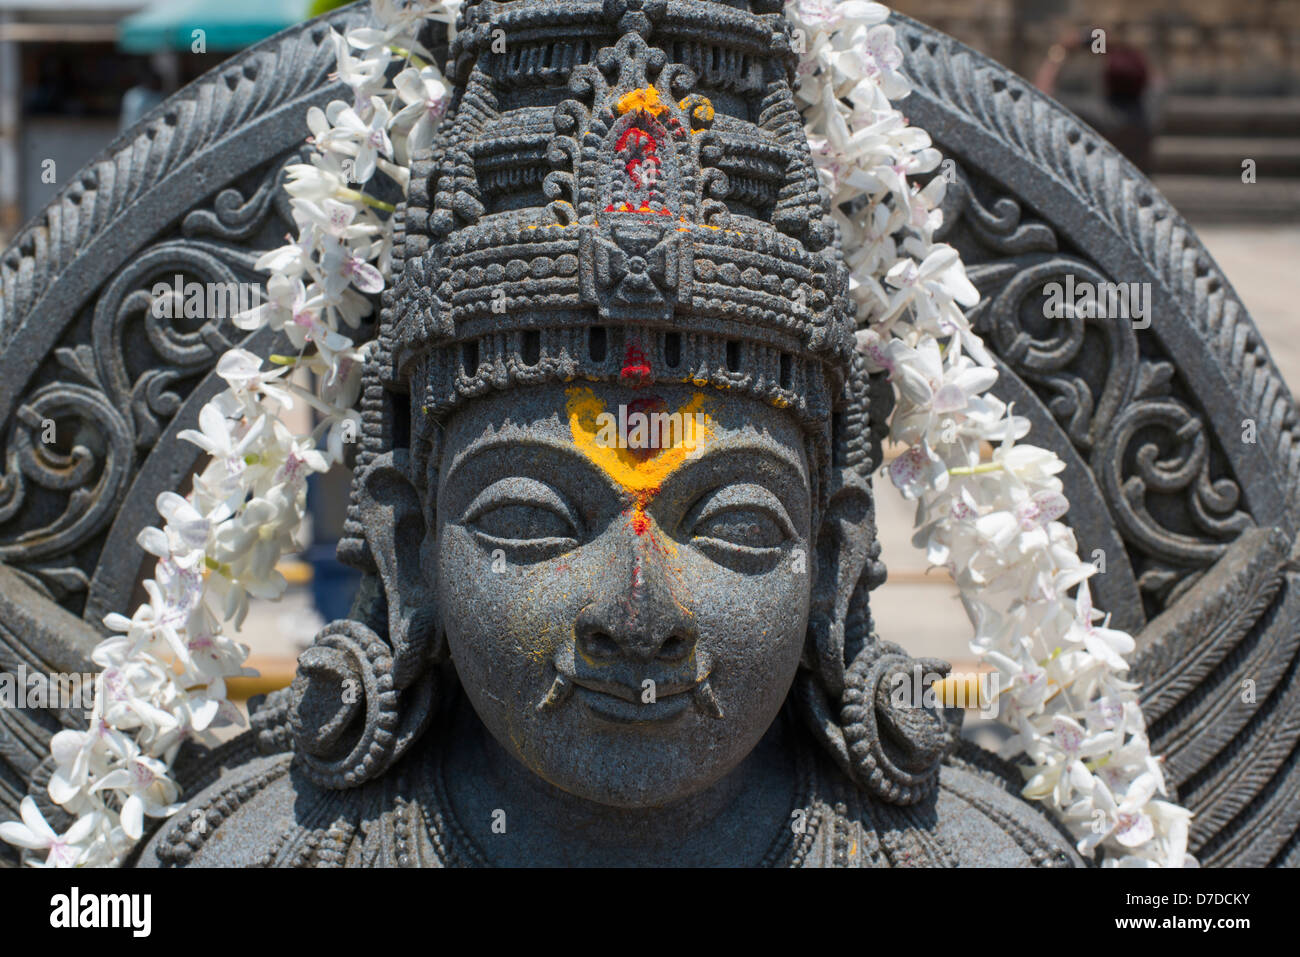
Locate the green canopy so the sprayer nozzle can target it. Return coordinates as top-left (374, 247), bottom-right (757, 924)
top-left (119, 0), bottom-right (309, 54)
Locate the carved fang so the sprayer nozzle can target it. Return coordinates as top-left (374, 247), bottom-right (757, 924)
top-left (693, 678), bottom-right (723, 719)
top-left (537, 673), bottom-right (574, 712)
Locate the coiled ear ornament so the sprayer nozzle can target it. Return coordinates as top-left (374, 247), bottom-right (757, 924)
top-left (288, 620), bottom-right (436, 790)
top-left (839, 642), bottom-right (953, 805)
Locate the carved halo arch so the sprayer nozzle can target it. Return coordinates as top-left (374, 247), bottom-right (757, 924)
top-left (0, 4), bottom-right (1296, 867)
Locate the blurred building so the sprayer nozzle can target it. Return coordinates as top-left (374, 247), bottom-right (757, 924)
top-left (892, 0), bottom-right (1300, 222)
top-left (0, 0), bottom-right (303, 240)
top-left (892, 0), bottom-right (1300, 94)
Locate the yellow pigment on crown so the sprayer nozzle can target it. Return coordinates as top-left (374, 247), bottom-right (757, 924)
top-left (679, 95), bottom-right (714, 130)
top-left (565, 387), bottom-right (712, 495)
top-left (617, 85), bottom-right (668, 117)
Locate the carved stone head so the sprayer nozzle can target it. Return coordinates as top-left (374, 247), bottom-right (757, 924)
top-left (284, 0), bottom-right (950, 809)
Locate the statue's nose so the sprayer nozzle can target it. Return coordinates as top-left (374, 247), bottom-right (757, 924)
top-left (576, 551), bottom-right (697, 665)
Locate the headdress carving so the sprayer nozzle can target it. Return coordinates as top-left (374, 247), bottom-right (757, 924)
top-left (290, 0), bottom-right (936, 803)
top-left (353, 0), bottom-right (857, 519)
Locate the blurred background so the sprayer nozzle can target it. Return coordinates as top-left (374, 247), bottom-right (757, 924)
top-left (0, 0), bottom-right (1296, 717)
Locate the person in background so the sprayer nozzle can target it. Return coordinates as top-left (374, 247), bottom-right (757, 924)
top-left (1035, 28), bottom-right (1158, 173)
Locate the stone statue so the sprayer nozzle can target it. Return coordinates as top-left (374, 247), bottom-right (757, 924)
top-left (133, 0), bottom-right (1078, 868)
top-left (4, 1), bottom-right (1299, 868)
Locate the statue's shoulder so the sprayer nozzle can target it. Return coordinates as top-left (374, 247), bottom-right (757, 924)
top-left (928, 762), bottom-right (1083, 867)
top-left (136, 747), bottom-right (301, 868)
top-left (800, 744), bottom-right (1082, 868)
top-left (135, 735), bottom-right (448, 868)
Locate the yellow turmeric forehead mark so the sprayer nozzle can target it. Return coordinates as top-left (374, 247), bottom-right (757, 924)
top-left (617, 85), bottom-right (667, 117)
top-left (565, 387), bottom-right (712, 496)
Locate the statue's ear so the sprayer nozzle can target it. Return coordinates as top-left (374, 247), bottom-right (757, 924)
top-left (354, 449), bottom-right (440, 688)
top-left (807, 470), bottom-right (880, 700)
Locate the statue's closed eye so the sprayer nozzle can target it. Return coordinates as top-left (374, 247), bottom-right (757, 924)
top-left (462, 478), bottom-right (581, 559)
top-left (476, 504), bottom-right (573, 540)
top-left (685, 483), bottom-right (796, 571)
top-left (694, 508), bottom-right (785, 549)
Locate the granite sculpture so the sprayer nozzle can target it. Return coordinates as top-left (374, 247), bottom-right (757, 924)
top-left (2, 0), bottom-right (1298, 867)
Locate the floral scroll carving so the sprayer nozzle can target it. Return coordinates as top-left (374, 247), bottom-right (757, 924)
top-left (939, 162), bottom-right (1252, 619)
top-left (0, 153), bottom-right (307, 610)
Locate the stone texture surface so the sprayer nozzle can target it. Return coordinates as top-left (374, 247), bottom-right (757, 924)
top-left (1, 1), bottom-right (1298, 867)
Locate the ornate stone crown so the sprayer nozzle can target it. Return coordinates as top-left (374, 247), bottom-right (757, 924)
top-left (340, 0), bottom-right (872, 568)
top-left (286, 0), bottom-right (924, 812)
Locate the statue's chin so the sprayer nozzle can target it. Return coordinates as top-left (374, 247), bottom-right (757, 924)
top-left (459, 679), bottom-right (769, 810)
top-left (552, 773), bottom-right (720, 810)
top-left (523, 754), bottom-right (746, 811)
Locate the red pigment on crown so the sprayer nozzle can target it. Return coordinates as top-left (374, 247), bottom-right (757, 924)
top-left (616, 127), bottom-right (660, 191)
top-left (609, 124), bottom-right (672, 216)
top-left (616, 127), bottom-right (658, 171)
top-left (621, 340), bottom-right (653, 387)
top-left (605, 202), bottom-right (672, 215)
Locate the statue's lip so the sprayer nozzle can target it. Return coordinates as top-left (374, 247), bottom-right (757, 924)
top-left (566, 673), bottom-right (702, 704)
top-left (571, 681), bottom-right (696, 724)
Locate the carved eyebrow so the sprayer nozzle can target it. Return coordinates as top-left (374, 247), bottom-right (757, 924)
top-left (442, 433), bottom-right (622, 496)
top-left (663, 439), bottom-right (809, 496)
top-left (443, 426), bottom-right (810, 503)
top-left (461, 477), bottom-right (583, 535)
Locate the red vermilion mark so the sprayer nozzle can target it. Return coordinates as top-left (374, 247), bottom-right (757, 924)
top-left (609, 122), bottom-right (674, 217)
top-left (621, 340), bottom-right (653, 387)
top-left (629, 487), bottom-right (659, 536)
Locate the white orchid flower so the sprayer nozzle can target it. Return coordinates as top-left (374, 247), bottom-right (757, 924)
top-left (282, 161), bottom-right (353, 205)
top-left (329, 29), bottom-right (392, 104)
top-left (0, 797), bottom-right (96, 867)
top-left (393, 66), bottom-right (451, 157)
top-left (178, 404), bottom-right (268, 484)
top-left (290, 195), bottom-right (380, 245)
top-left (325, 96), bottom-right (394, 184)
top-left (214, 350), bottom-right (297, 421)
top-left (1067, 584), bottom-right (1136, 671)
top-left (320, 235), bottom-right (386, 298)
top-left (790, 0), bottom-right (889, 30)
top-left (372, 0), bottom-right (458, 36)
top-left (47, 721), bottom-right (130, 808)
top-left (889, 442), bottom-right (949, 499)
top-left (97, 577), bottom-right (197, 671)
top-left (92, 753), bottom-right (182, 841)
top-left (90, 663), bottom-right (180, 745)
top-left (266, 419), bottom-right (330, 487)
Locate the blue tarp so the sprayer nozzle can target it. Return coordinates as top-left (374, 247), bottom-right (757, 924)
top-left (119, 0), bottom-right (307, 54)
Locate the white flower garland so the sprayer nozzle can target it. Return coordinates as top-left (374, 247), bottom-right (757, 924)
top-left (1, 0), bottom-right (1192, 868)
